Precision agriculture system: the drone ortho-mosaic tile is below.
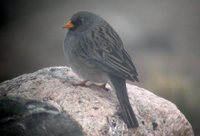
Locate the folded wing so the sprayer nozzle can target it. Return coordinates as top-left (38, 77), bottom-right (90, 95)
top-left (77, 23), bottom-right (139, 82)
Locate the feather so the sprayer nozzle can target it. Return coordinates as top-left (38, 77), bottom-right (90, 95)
top-left (77, 22), bottom-right (139, 82)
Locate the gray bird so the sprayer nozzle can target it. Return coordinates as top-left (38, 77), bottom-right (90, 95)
top-left (63, 11), bottom-right (139, 128)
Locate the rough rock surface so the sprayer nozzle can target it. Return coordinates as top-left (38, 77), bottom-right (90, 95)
top-left (0, 96), bottom-right (84, 136)
top-left (0, 67), bottom-right (194, 136)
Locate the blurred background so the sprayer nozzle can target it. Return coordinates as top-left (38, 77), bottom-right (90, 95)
top-left (0, 0), bottom-right (200, 134)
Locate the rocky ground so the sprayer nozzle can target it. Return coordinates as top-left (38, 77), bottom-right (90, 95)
top-left (0, 67), bottom-right (194, 136)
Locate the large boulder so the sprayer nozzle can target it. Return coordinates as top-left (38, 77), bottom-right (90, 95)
top-left (0, 67), bottom-right (194, 136)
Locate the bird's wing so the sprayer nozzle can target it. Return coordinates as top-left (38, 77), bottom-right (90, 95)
top-left (77, 23), bottom-right (138, 82)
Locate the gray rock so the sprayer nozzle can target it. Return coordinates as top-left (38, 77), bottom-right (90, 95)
top-left (0, 66), bottom-right (194, 136)
top-left (0, 96), bottom-right (84, 136)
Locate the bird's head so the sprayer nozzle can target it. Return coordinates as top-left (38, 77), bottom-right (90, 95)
top-left (63, 11), bottom-right (100, 32)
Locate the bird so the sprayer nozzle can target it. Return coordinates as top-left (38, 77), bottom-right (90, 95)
top-left (63, 11), bottom-right (139, 128)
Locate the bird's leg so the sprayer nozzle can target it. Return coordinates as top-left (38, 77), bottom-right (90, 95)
top-left (95, 83), bottom-right (109, 91)
top-left (72, 80), bottom-right (89, 87)
top-left (73, 80), bottom-right (109, 91)
top-left (98, 83), bottom-right (107, 89)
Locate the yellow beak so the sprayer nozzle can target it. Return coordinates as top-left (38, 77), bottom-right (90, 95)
top-left (63, 20), bottom-right (74, 29)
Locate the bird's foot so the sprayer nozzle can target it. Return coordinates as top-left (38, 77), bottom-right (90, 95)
top-left (72, 81), bottom-right (109, 91)
top-left (93, 83), bottom-right (109, 92)
top-left (72, 80), bottom-right (89, 87)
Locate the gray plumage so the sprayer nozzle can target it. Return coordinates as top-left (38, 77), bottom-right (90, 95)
top-left (63, 11), bottom-right (139, 128)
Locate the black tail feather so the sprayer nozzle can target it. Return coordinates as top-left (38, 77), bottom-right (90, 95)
top-left (108, 74), bottom-right (138, 128)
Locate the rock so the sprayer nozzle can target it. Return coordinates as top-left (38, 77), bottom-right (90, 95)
top-left (0, 96), bottom-right (84, 136)
top-left (0, 66), bottom-right (194, 136)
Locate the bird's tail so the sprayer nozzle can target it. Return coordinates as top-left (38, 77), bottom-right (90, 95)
top-left (108, 74), bottom-right (138, 128)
